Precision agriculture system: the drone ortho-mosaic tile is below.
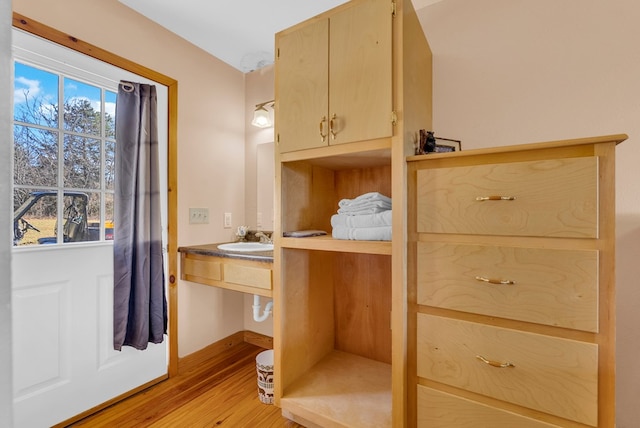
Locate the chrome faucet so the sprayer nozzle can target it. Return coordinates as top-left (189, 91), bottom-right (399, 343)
top-left (255, 231), bottom-right (272, 244)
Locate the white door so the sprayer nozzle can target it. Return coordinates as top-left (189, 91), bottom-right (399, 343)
top-left (11, 29), bottom-right (169, 428)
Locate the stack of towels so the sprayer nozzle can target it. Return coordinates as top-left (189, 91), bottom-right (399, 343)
top-left (331, 192), bottom-right (392, 241)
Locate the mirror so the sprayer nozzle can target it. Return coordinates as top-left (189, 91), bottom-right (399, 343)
top-left (256, 142), bottom-right (274, 231)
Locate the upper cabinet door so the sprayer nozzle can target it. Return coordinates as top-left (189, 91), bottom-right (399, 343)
top-left (329, 0), bottom-right (393, 145)
top-left (276, 0), bottom-right (393, 154)
top-left (276, 19), bottom-right (329, 153)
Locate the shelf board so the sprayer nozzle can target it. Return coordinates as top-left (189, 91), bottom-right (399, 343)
top-left (280, 350), bottom-right (392, 428)
top-left (280, 235), bottom-right (392, 255)
top-left (279, 138), bottom-right (391, 169)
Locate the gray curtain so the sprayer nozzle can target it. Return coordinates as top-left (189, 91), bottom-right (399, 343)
top-left (113, 81), bottom-right (167, 351)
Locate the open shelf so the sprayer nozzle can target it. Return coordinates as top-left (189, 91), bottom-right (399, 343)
top-left (280, 235), bottom-right (392, 255)
top-left (280, 138), bottom-right (391, 169)
top-left (280, 350), bottom-right (392, 428)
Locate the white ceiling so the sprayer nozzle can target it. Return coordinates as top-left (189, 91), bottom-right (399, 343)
top-left (118, 0), bottom-right (440, 73)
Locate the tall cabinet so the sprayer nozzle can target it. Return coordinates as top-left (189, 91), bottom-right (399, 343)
top-left (273, 0), bottom-right (432, 426)
top-left (407, 135), bottom-right (626, 427)
top-left (276, 0), bottom-right (393, 153)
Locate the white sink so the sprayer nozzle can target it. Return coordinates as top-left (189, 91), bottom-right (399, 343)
top-left (217, 242), bottom-right (274, 252)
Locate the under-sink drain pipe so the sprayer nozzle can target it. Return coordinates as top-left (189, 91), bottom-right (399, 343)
top-left (253, 295), bottom-right (273, 322)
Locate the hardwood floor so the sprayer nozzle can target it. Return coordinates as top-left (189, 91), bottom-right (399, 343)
top-left (67, 342), bottom-right (303, 427)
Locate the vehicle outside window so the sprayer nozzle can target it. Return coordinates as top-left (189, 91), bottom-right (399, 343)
top-left (13, 62), bottom-right (116, 246)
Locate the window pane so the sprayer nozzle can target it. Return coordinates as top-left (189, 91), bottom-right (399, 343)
top-left (83, 191), bottom-right (107, 242)
top-left (13, 189), bottom-right (58, 246)
top-left (105, 139), bottom-right (115, 191)
top-left (64, 134), bottom-right (101, 189)
top-left (14, 124), bottom-right (58, 187)
top-left (105, 192), bottom-right (114, 240)
top-left (14, 62), bottom-right (59, 128)
top-left (62, 192), bottom-right (92, 242)
top-left (13, 57), bottom-right (120, 245)
top-left (64, 78), bottom-right (101, 135)
top-left (105, 90), bottom-right (116, 138)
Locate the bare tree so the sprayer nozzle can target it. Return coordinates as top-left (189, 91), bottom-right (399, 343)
top-left (13, 89), bottom-right (115, 219)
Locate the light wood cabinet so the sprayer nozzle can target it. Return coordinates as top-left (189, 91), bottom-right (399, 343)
top-left (416, 156), bottom-right (599, 238)
top-left (274, 0), bottom-right (433, 426)
top-left (276, 0), bottom-right (392, 153)
top-left (180, 252), bottom-right (273, 297)
top-left (407, 135), bottom-right (626, 427)
top-left (417, 387), bottom-right (562, 428)
top-left (417, 242), bottom-right (599, 331)
top-left (417, 314), bottom-right (598, 424)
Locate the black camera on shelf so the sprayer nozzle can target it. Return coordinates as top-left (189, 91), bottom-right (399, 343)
top-left (417, 130), bottom-right (461, 155)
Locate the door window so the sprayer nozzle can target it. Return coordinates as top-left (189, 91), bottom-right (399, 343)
top-left (13, 62), bottom-right (116, 246)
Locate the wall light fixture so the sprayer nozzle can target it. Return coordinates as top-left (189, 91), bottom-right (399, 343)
top-left (251, 100), bottom-right (275, 128)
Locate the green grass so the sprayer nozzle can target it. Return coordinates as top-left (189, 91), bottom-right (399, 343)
top-left (15, 217), bottom-right (111, 246)
top-left (15, 217), bottom-right (57, 246)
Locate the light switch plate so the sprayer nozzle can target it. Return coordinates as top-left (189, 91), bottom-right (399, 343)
top-left (189, 208), bottom-right (209, 224)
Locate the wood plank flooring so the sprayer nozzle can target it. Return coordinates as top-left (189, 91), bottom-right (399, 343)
top-left (67, 342), bottom-right (303, 427)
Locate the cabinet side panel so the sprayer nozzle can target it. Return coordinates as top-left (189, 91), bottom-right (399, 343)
top-left (281, 162), bottom-right (335, 233)
top-left (334, 165), bottom-right (392, 200)
top-left (280, 249), bottom-right (335, 392)
top-left (334, 253), bottom-right (392, 363)
top-left (333, 165), bottom-right (393, 363)
top-left (594, 142), bottom-right (616, 427)
top-left (399, 0), bottom-right (433, 145)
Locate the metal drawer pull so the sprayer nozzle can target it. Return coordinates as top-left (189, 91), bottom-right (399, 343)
top-left (319, 116), bottom-right (327, 142)
top-left (475, 195), bottom-right (516, 201)
top-left (475, 276), bottom-right (516, 285)
top-left (476, 354), bottom-right (515, 368)
top-left (329, 113), bottom-right (337, 140)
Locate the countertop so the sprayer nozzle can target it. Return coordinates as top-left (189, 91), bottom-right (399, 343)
top-left (178, 242), bottom-right (273, 262)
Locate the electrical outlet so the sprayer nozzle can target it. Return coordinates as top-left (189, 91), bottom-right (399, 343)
top-left (257, 212), bottom-right (263, 228)
top-left (189, 208), bottom-right (209, 224)
top-left (224, 212), bottom-right (232, 228)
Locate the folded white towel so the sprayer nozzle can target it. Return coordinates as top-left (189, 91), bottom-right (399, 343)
top-left (331, 210), bottom-right (392, 228)
top-left (332, 225), bottom-right (392, 241)
top-left (337, 202), bottom-right (391, 216)
top-left (338, 192), bottom-right (391, 209)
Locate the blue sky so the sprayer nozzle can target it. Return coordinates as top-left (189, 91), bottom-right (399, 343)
top-left (14, 61), bottom-right (117, 122)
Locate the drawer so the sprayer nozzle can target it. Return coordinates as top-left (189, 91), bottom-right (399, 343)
top-left (182, 255), bottom-right (222, 281)
top-left (223, 264), bottom-right (272, 290)
top-left (416, 242), bottom-right (598, 332)
top-left (416, 157), bottom-right (598, 238)
top-left (181, 253), bottom-right (273, 296)
top-left (416, 314), bottom-right (598, 426)
top-left (417, 385), bottom-right (561, 428)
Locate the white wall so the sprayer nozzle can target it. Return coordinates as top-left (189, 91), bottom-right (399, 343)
top-left (417, 0), bottom-right (640, 425)
top-left (1, 1), bottom-right (13, 426)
